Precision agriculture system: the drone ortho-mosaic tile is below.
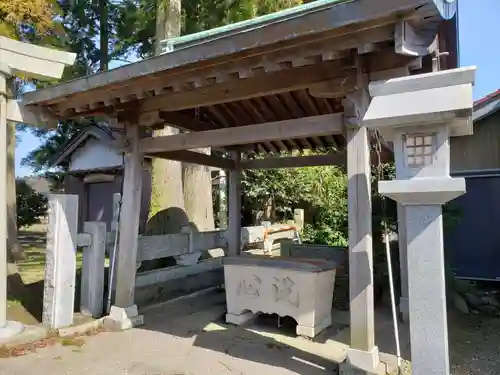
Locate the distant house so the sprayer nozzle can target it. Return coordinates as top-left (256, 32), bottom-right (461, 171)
top-left (52, 125), bottom-right (152, 233)
top-left (447, 90), bottom-right (500, 280)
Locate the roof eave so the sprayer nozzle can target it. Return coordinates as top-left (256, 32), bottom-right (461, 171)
top-left (22, 0), bottom-right (450, 107)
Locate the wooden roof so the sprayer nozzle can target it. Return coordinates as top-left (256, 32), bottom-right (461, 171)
top-left (22, 0), bottom-right (458, 157)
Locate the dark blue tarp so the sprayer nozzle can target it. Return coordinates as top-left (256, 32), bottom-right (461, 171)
top-left (445, 174), bottom-right (500, 280)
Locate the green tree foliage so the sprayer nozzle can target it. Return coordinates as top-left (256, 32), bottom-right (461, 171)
top-left (0, 0), bottom-right (62, 42)
top-left (113, 0), bottom-right (304, 59)
top-left (22, 0), bottom-right (305, 171)
top-left (242, 157), bottom-right (349, 246)
top-left (242, 157), bottom-right (401, 248)
top-left (21, 0), bottom-right (124, 171)
top-left (16, 180), bottom-right (48, 228)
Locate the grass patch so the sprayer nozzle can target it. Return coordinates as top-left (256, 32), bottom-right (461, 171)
top-left (7, 298), bottom-right (21, 307)
top-left (60, 337), bottom-right (85, 348)
top-left (17, 245), bottom-right (84, 284)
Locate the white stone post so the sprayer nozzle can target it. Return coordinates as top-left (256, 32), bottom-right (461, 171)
top-left (43, 194), bottom-right (79, 329)
top-left (109, 122), bottom-right (144, 330)
top-left (364, 67), bottom-right (476, 375)
top-left (80, 221), bottom-right (106, 318)
top-left (227, 151), bottom-right (241, 256)
top-left (293, 208), bottom-right (304, 233)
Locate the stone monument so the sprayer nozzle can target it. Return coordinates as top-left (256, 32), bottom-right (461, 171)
top-left (363, 66), bottom-right (476, 375)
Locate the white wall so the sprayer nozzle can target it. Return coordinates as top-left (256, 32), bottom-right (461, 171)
top-left (70, 138), bottom-right (123, 172)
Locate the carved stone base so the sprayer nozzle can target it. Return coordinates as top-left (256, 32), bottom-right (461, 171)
top-left (224, 256), bottom-right (337, 338)
top-left (296, 314), bottom-right (331, 338)
top-left (346, 346), bottom-right (380, 374)
top-left (106, 305), bottom-right (144, 330)
top-left (226, 311), bottom-right (257, 325)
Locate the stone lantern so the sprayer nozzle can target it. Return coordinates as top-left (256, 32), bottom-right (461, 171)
top-left (363, 66), bottom-right (476, 375)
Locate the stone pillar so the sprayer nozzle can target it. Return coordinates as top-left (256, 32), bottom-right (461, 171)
top-left (364, 66), bottom-right (476, 375)
top-left (227, 151), bottom-right (241, 256)
top-left (397, 204), bottom-right (409, 322)
top-left (343, 84), bottom-right (379, 373)
top-left (293, 209), bottom-right (304, 233)
top-left (109, 122), bottom-right (144, 330)
top-left (0, 69), bottom-right (23, 338)
top-left (43, 194), bottom-right (79, 329)
top-left (80, 221), bottom-right (106, 318)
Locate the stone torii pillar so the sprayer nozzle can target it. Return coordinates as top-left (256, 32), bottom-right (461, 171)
top-left (0, 37), bottom-right (75, 339)
top-left (364, 66), bottom-right (476, 375)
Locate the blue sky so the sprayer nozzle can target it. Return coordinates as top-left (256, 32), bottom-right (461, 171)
top-left (14, 0), bottom-right (499, 177)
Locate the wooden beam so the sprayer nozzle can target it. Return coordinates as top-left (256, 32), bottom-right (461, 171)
top-left (344, 55), bottom-right (376, 361)
top-left (160, 111), bottom-right (218, 131)
top-left (138, 110), bottom-right (218, 131)
top-left (114, 122), bottom-right (143, 308)
top-left (148, 150), bottom-right (234, 169)
top-left (308, 76), bottom-right (357, 98)
top-left (139, 114), bottom-right (344, 154)
top-left (140, 60), bottom-right (355, 113)
top-left (241, 154), bottom-right (345, 169)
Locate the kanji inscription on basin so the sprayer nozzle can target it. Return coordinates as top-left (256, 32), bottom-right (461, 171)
top-left (225, 258), bottom-right (337, 338)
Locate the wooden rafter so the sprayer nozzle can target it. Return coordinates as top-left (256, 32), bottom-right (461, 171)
top-left (139, 59), bottom-right (355, 114)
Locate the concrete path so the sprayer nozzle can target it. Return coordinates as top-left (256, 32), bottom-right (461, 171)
top-left (2, 289), bottom-right (497, 375)
top-left (0, 291), bottom-right (350, 375)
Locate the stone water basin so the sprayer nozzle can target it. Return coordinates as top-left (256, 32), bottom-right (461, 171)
top-left (224, 256), bottom-right (338, 338)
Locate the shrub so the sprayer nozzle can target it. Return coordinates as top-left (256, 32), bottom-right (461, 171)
top-left (16, 180), bottom-right (48, 228)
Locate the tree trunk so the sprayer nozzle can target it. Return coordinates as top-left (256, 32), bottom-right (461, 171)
top-left (99, 0), bottom-right (109, 72)
top-left (146, 0), bottom-right (187, 237)
top-left (183, 148), bottom-right (214, 232)
top-left (147, 128), bottom-right (188, 235)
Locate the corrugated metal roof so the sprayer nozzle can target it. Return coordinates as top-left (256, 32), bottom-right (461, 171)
top-left (473, 89), bottom-right (500, 122)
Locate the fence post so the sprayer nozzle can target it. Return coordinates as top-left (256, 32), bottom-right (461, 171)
top-left (43, 194), bottom-right (78, 329)
top-left (107, 192), bottom-right (121, 300)
top-left (80, 222), bottom-right (106, 317)
top-left (175, 226), bottom-right (201, 266)
top-left (293, 209), bottom-right (305, 232)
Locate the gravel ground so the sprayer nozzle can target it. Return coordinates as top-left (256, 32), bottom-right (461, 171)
top-left (449, 311), bottom-right (500, 375)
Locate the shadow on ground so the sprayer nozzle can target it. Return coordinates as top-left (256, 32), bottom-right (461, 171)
top-left (141, 289), bottom-right (350, 374)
